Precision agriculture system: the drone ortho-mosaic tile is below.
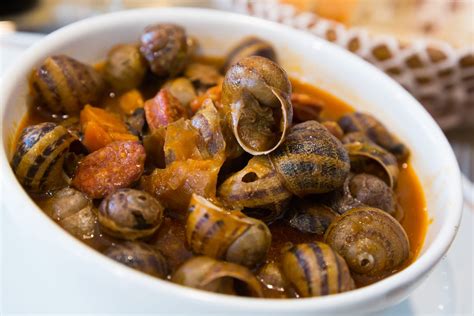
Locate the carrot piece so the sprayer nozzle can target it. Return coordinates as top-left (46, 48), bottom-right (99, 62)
top-left (119, 89), bottom-right (144, 115)
top-left (82, 121), bottom-right (113, 152)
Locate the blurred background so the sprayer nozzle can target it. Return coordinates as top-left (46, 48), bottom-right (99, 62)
top-left (0, 0), bottom-right (472, 183)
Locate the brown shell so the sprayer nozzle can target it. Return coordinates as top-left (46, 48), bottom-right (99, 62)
top-left (11, 122), bottom-right (78, 193)
top-left (339, 112), bottom-right (410, 162)
top-left (325, 207), bottom-right (409, 277)
top-left (281, 242), bottom-right (354, 297)
top-left (30, 55), bottom-right (105, 115)
top-left (172, 256), bottom-right (263, 297)
top-left (104, 44), bottom-right (147, 91)
top-left (345, 141), bottom-right (399, 188)
top-left (269, 121), bottom-right (350, 195)
top-left (223, 36), bottom-right (277, 71)
top-left (186, 194), bottom-right (271, 267)
top-left (222, 56), bottom-right (293, 155)
top-left (287, 199), bottom-right (339, 235)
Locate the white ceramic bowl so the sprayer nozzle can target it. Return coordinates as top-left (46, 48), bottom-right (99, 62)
top-left (1, 8), bottom-right (463, 314)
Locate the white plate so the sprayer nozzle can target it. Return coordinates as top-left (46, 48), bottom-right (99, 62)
top-left (1, 31), bottom-right (472, 316)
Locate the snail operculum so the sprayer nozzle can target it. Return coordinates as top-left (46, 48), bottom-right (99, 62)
top-left (186, 194), bottom-right (271, 267)
top-left (222, 56), bottom-right (293, 155)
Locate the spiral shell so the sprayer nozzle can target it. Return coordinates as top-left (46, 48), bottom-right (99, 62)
top-left (11, 122), bottom-right (78, 193)
top-left (287, 199), bottom-right (339, 235)
top-left (30, 55), bottom-right (105, 115)
top-left (186, 194), bottom-right (271, 267)
top-left (281, 242), bottom-right (354, 297)
top-left (223, 36), bottom-right (277, 71)
top-left (222, 56), bottom-right (292, 155)
top-left (172, 256), bottom-right (263, 297)
top-left (269, 120), bottom-right (350, 195)
top-left (325, 207), bottom-right (409, 277)
top-left (104, 44), bottom-right (147, 91)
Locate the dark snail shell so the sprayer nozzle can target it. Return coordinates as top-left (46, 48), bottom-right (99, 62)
top-left (105, 242), bottom-right (168, 279)
top-left (30, 55), bottom-right (105, 115)
top-left (217, 155), bottom-right (292, 222)
top-left (281, 242), bottom-right (355, 297)
top-left (222, 56), bottom-right (293, 155)
top-left (339, 112), bottom-right (410, 162)
top-left (98, 189), bottom-right (164, 240)
top-left (322, 175), bottom-right (364, 215)
top-left (349, 173), bottom-right (395, 216)
top-left (287, 199), bottom-right (339, 235)
top-left (223, 36), bottom-right (277, 71)
top-left (11, 122), bottom-right (78, 193)
top-left (186, 194), bottom-right (271, 267)
top-left (140, 24), bottom-right (189, 77)
top-left (191, 99), bottom-right (226, 158)
top-left (345, 141), bottom-right (399, 188)
top-left (172, 256), bottom-right (263, 297)
top-left (104, 44), bottom-right (147, 91)
top-left (325, 207), bottom-right (409, 277)
top-left (269, 120), bottom-right (350, 195)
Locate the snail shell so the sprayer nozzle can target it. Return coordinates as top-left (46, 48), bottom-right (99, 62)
top-left (104, 44), bottom-right (147, 91)
top-left (339, 112), bottom-right (410, 162)
top-left (11, 122), bottom-right (78, 193)
top-left (287, 199), bottom-right (339, 235)
top-left (325, 207), bottom-right (409, 277)
top-left (269, 120), bottom-right (350, 195)
top-left (223, 36), bottom-right (277, 71)
top-left (222, 56), bottom-right (293, 155)
top-left (281, 242), bottom-right (354, 297)
top-left (30, 55), bottom-right (105, 115)
top-left (345, 141), bottom-right (399, 188)
top-left (105, 242), bottom-right (168, 279)
top-left (186, 194), bottom-right (271, 267)
top-left (172, 256), bottom-right (263, 297)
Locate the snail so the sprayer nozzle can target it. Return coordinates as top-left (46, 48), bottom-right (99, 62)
top-left (325, 207), bottom-right (409, 277)
top-left (281, 242), bottom-right (355, 297)
top-left (287, 199), bottom-right (339, 235)
top-left (323, 173), bottom-right (395, 216)
top-left (218, 121), bottom-right (350, 218)
top-left (104, 44), bottom-right (147, 91)
top-left (185, 194), bottom-right (271, 267)
top-left (184, 63), bottom-right (223, 91)
top-left (30, 55), bottom-right (105, 115)
top-left (140, 24), bottom-right (190, 77)
top-left (172, 256), bottom-right (263, 297)
top-left (221, 56), bottom-right (292, 155)
top-left (105, 242), bottom-right (168, 279)
top-left (339, 112), bottom-right (410, 162)
top-left (98, 189), bottom-right (164, 240)
top-left (223, 36), bottom-right (277, 71)
top-left (345, 141), bottom-right (399, 188)
top-left (11, 122), bottom-right (78, 193)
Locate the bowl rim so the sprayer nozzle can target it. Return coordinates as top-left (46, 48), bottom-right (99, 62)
top-left (0, 7), bottom-right (463, 311)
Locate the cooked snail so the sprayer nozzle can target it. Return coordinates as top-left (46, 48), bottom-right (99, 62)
top-left (345, 141), bottom-right (399, 188)
top-left (287, 199), bottom-right (339, 235)
top-left (349, 173), bottom-right (395, 216)
top-left (223, 36), bottom-right (277, 71)
top-left (257, 261), bottom-right (288, 293)
top-left (104, 44), bottom-right (147, 91)
top-left (186, 194), bottom-right (271, 267)
top-left (339, 112), bottom-right (410, 162)
top-left (105, 242), bottom-right (168, 278)
top-left (185, 63), bottom-right (223, 91)
top-left (222, 56), bottom-right (292, 155)
top-left (31, 55), bottom-right (105, 115)
top-left (281, 242), bottom-right (354, 297)
top-left (140, 24), bottom-right (189, 77)
top-left (325, 207), bottom-right (409, 277)
top-left (172, 256), bottom-right (263, 297)
top-left (11, 122), bottom-right (78, 193)
top-left (98, 189), bottom-right (164, 240)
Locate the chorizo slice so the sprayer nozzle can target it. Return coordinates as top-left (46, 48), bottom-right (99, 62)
top-left (72, 141), bottom-right (145, 198)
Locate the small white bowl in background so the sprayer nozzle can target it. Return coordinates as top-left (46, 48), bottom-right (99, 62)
top-left (0, 8), bottom-right (463, 314)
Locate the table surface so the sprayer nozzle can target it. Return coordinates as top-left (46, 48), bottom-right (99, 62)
top-left (1, 31), bottom-right (473, 315)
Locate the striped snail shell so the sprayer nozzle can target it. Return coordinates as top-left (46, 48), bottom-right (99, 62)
top-left (269, 120), bottom-right (350, 195)
top-left (287, 199), bottom-right (339, 235)
top-left (339, 112), bottom-right (410, 162)
top-left (222, 56), bottom-right (293, 155)
top-left (325, 207), bottom-right (409, 277)
top-left (30, 55), bottom-right (105, 115)
top-left (344, 141), bottom-right (399, 188)
top-left (217, 155), bottom-right (292, 223)
top-left (186, 194), bottom-right (271, 267)
top-left (281, 242), bottom-right (355, 297)
top-left (172, 256), bottom-right (263, 297)
top-left (223, 36), bottom-right (277, 71)
top-left (11, 122), bottom-right (78, 193)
